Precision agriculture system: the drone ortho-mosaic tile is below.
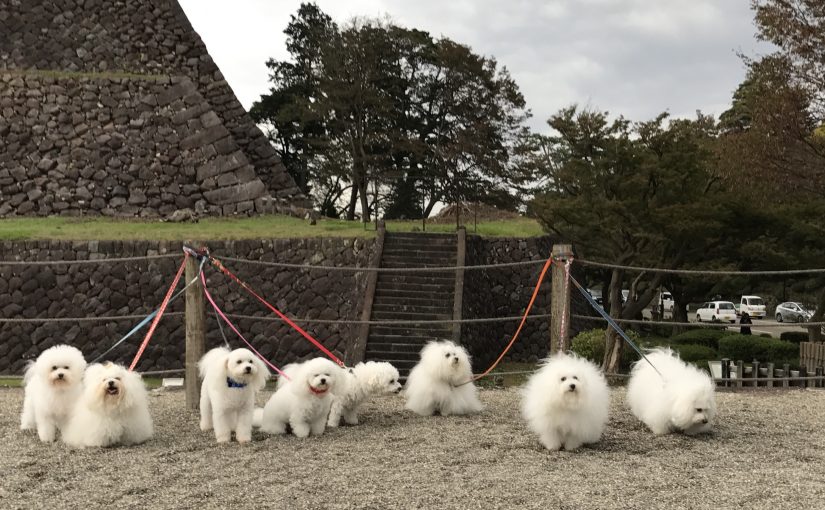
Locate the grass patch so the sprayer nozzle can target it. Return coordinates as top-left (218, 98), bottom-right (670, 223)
top-left (0, 215), bottom-right (544, 241)
top-left (0, 377), bottom-right (22, 388)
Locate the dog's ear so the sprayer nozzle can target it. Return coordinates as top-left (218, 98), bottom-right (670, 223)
top-left (253, 357), bottom-right (270, 390)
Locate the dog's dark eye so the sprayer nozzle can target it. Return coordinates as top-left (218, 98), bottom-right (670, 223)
top-left (696, 408), bottom-right (703, 413)
top-left (236, 360), bottom-right (243, 364)
top-left (445, 353), bottom-right (450, 358)
top-left (390, 379), bottom-right (396, 384)
top-left (561, 376), bottom-right (567, 382)
top-left (52, 366), bottom-right (57, 370)
top-left (115, 377), bottom-right (121, 381)
top-left (572, 376), bottom-right (579, 380)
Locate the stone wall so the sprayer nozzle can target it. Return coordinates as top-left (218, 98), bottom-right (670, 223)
top-left (462, 235), bottom-right (593, 367)
top-left (0, 238), bottom-right (373, 374)
top-left (0, 0), bottom-right (310, 216)
top-left (0, 73), bottom-right (270, 217)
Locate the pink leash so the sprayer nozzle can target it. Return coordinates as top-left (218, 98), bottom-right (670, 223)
top-left (200, 271), bottom-right (290, 380)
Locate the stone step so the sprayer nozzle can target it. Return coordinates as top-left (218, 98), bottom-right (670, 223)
top-left (372, 297), bottom-right (453, 309)
top-left (380, 260), bottom-right (456, 270)
top-left (372, 303), bottom-right (453, 315)
top-left (374, 288), bottom-right (454, 301)
top-left (386, 232), bottom-right (457, 242)
top-left (376, 275), bottom-right (455, 286)
top-left (371, 310), bottom-right (452, 321)
top-left (382, 242), bottom-right (456, 252)
top-left (370, 325), bottom-right (453, 337)
top-left (363, 349), bottom-right (422, 361)
top-left (362, 357), bottom-right (418, 373)
top-left (373, 283), bottom-right (454, 295)
top-left (381, 248), bottom-right (456, 258)
top-left (365, 340), bottom-right (432, 352)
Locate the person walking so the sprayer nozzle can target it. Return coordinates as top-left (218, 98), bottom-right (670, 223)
top-left (739, 312), bottom-right (752, 335)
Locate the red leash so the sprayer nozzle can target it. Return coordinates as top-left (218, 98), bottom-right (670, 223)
top-left (210, 257), bottom-right (345, 368)
top-left (129, 252), bottom-right (189, 371)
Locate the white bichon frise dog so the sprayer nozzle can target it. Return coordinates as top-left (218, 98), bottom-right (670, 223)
top-left (258, 357), bottom-right (339, 438)
top-left (198, 347), bottom-right (269, 444)
top-left (404, 340), bottom-right (483, 417)
top-left (20, 344), bottom-right (87, 442)
top-left (521, 353), bottom-right (610, 451)
top-left (327, 361), bottom-right (402, 427)
top-left (62, 362), bottom-right (153, 448)
top-left (627, 348), bottom-right (717, 435)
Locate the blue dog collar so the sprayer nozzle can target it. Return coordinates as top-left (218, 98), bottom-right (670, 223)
top-left (226, 377), bottom-right (247, 389)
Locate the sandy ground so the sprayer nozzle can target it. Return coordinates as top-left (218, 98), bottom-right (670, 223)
top-left (2, 386), bottom-right (825, 510)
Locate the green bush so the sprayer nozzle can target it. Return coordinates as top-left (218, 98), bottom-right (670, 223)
top-left (668, 328), bottom-right (727, 350)
top-left (779, 331), bottom-right (809, 343)
top-left (718, 334), bottom-right (798, 366)
top-left (570, 328), bottom-right (640, 370)
top-left (669, 344), bottom-right (718, 365)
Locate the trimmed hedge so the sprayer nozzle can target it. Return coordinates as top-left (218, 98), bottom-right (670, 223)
top-left (718, 334), bottom-right (798, 367)
top-left (669, 328), bottom-right (727, 350)
top-left (779, 331), bottom-right (809, 343)
top-left (570, 328), bottom-right (639, 370)
top-left (669, 344), bottom-right (718, 365)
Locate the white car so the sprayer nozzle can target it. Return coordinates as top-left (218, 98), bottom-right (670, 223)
top-left (696, 301), bottom-right (737, 323)
top-left (775, 302), bottom-right (813, 323)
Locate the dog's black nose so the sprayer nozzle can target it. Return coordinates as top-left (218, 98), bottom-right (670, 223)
top-left (57, 373), bottom-right (64, 379)
top-left (320, 378), bottom-right (326, 385)
top-left (108, 380), bottom-right (116, 388)
top-left (245, 366), bottom-right (252, 374)
top-left (702, 418), bottom-right (708, 424)
top-left (569, 383), bottom-right (576, 390)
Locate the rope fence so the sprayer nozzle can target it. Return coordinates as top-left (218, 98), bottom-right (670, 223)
top-left (0, 253), bottom-right (179, 266)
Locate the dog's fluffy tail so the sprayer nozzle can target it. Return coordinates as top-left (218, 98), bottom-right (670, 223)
top-left (252, 407), bottom-right (264, 428)
top-left (198, 347), bottom-right (230, 379)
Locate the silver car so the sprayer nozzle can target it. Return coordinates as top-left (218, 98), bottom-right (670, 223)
top-left (775, 302), bottom-right (813, 323)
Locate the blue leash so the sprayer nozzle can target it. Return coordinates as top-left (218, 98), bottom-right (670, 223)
top-left (90, 257), bottom-right (207, 363)
top-left (569, 275), bottom-right (662, 377)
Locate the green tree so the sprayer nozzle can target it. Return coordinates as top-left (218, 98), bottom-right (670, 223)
top-left (530, 107), bottom-right (732, 371)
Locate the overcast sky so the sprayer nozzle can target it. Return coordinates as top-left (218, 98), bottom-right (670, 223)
top-left (179, 0), bottom-right (772, 133)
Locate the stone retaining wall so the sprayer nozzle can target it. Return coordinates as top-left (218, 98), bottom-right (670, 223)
top-left (0, 238), bottom-right (373, 374)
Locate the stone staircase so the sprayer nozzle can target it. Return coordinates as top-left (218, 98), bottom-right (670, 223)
top-left (364, 232), bottom-right (458, 377)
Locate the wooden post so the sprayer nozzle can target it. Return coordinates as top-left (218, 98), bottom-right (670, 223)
top-left (735, 360), bottom-right (744, 389)
top-left (185, 250), bottom-right (206, 410)
top-left (816, 366), bottom-right (823, 389)
top-left (451, 227), bottom-right (466, 344)
top-left (766, 362), bottom-right (774, 388)
top-left (752, 360), bottom-right (760, 388)
top-left (800, 366), bottom-right (808, 389)
top-left (550, 244), bottom-right (573, 354)
top-left (347, 222), bottom-right (385, 365)
top-left (721, 358), bottom-right (730, 387)
top-left (782, 363), bottom-right (790, 388)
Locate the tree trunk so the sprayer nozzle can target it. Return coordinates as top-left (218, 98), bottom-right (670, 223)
top-left (345, 185), bottom-right (359, 221)
top-left (358, 177), bottom-right (370, 224)
top-left (807, 287), bottom-right (825, 341)
top-left (603, 269), bottom-right (624, 372)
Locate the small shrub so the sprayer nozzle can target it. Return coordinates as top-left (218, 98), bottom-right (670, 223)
top-left (779, 331), bottom-right (809, 343)
top-left (570, 328), bottom-right (639, 370)
top-left (669, 328), bottom-right (727, 350)
top-left (718, 334), bottom-right (798, 367)
top-left (670, 344), bottom-right (718, 365)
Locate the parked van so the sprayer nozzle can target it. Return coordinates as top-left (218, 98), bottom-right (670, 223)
top-left (735, 295), bottom-right (767, 319)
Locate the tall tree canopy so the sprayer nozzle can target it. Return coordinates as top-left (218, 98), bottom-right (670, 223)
top-left (251, 3), bottom-right (530, 221)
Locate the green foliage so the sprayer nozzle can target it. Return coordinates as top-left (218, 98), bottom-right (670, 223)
top-left (718, 334), bottom-right (798, 366)
top-left (779, 331), bottom-right (810, 343)
top-left (669, 344), bottom-right (718, 365)
top-left (252, 3), bottom-right (530, 220)
top-left (668, 328), bottom-right (727, 350)
top-left (570, 328), bottom-right (639, 370)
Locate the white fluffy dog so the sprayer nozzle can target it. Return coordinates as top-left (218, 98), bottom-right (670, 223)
top-left (198, 347), bottom-right (269, 443)
top-left (258, 357), bottom-right (339, 438)
top-left (521, 353), bottom-right (610, 451)
top-left (62, 362), bottom-right (153, 448)
top-left (404, 340), bottom-right (482, 416)
top-left (627, 348), bottom-right (717, 435)
top-left (327, 361), bottom-right (402, 427)
top-left (20, 344), bottom-right (87, 442)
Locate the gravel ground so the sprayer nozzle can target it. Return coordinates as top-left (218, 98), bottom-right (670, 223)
top-left (2, 386), bottom-right (825, 510)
